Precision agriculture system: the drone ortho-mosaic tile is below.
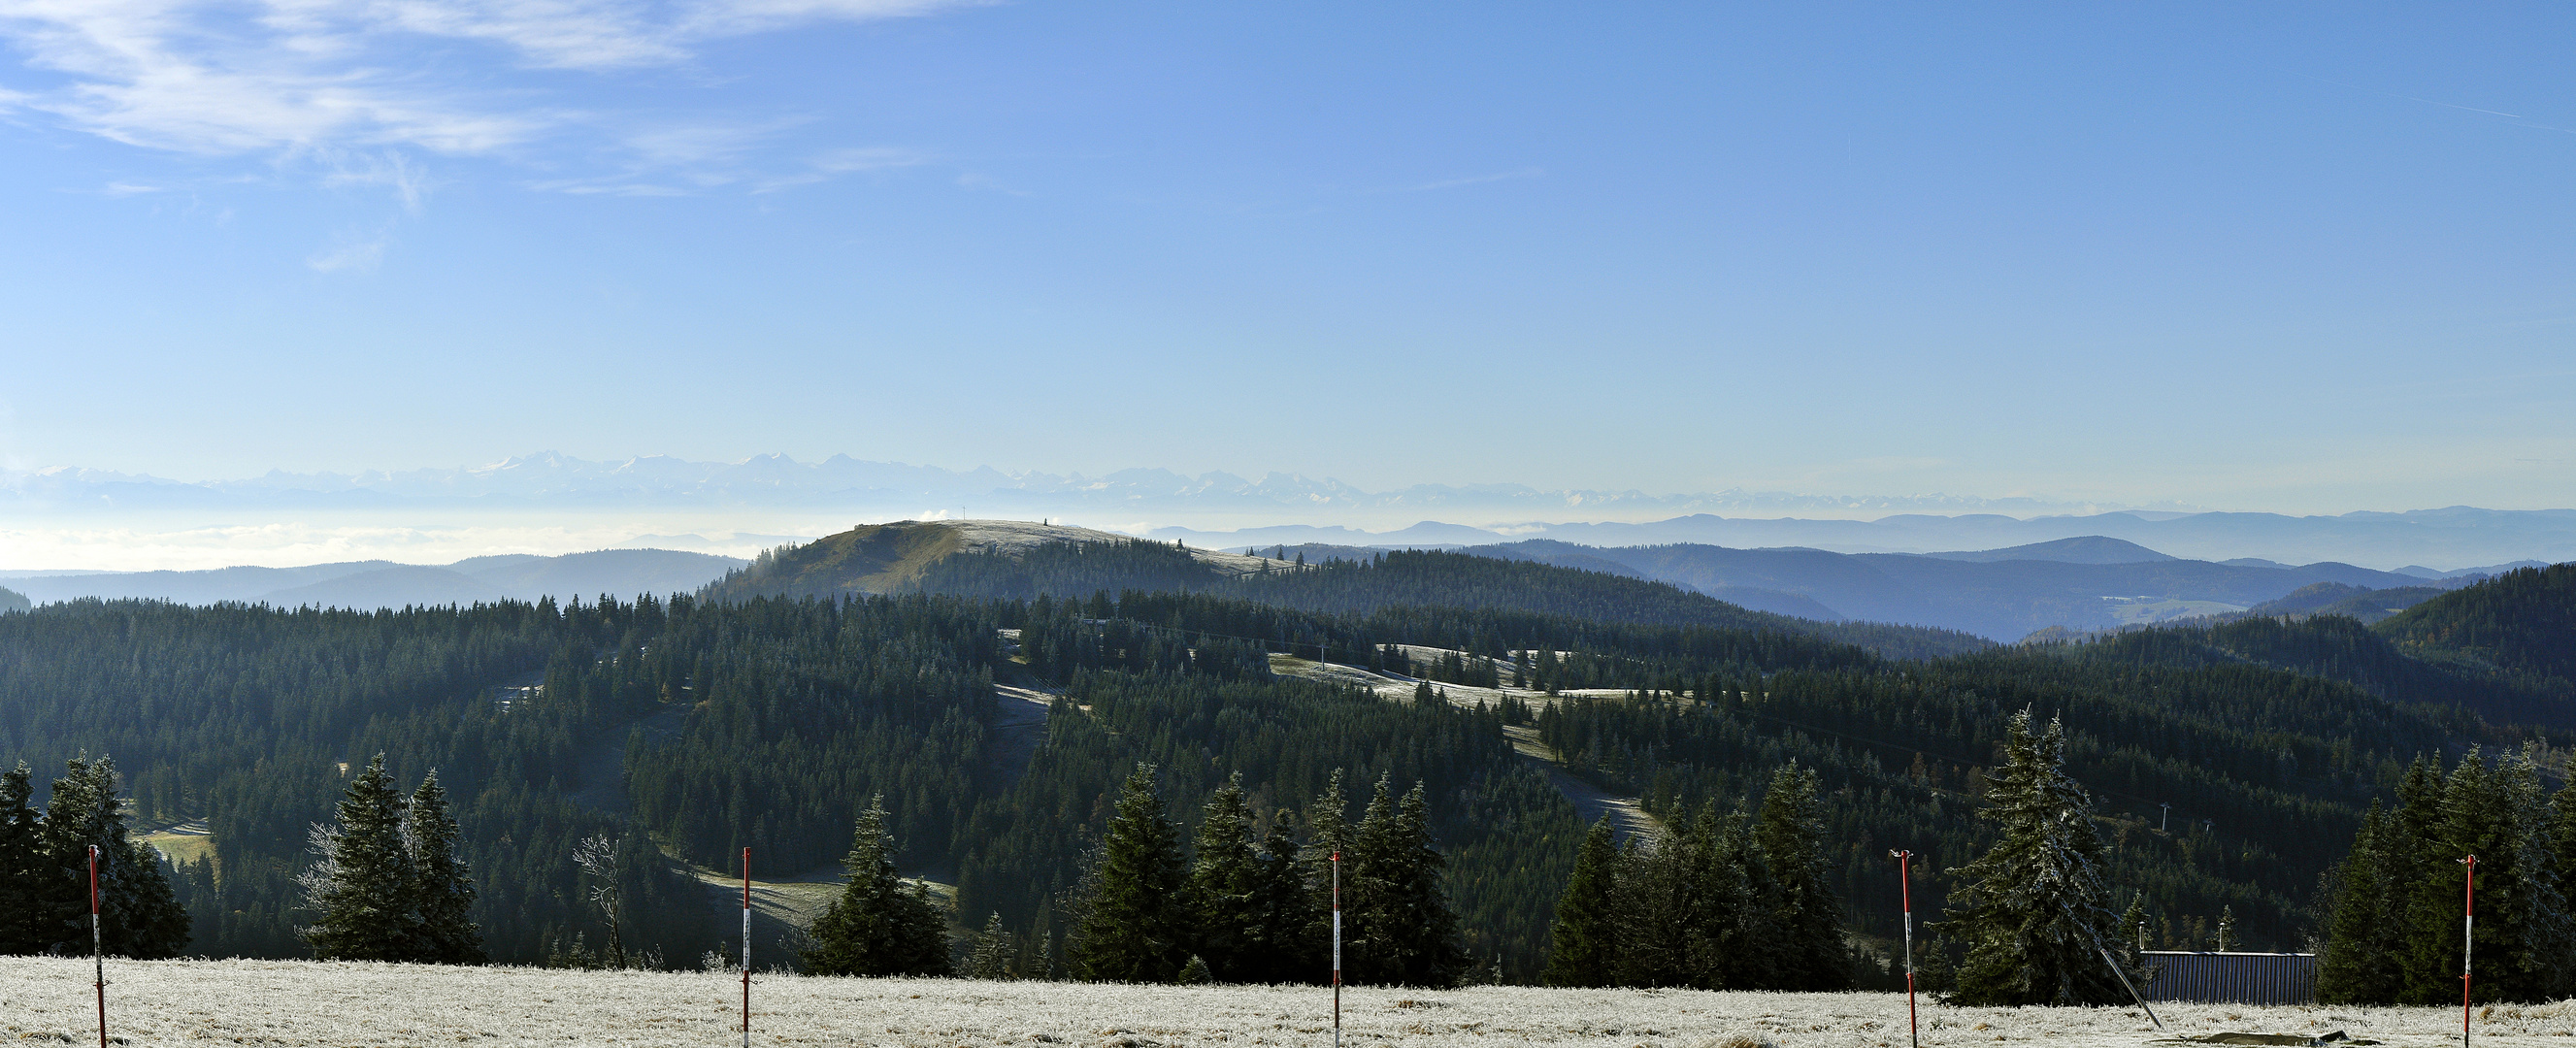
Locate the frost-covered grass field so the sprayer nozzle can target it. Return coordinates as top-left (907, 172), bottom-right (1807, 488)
top-left (4, 957), bottom-right (2569, 1046)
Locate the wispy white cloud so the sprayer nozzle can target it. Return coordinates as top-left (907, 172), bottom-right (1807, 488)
top-left (314, 147), bottom-right (433, 210)
top-left (0, 0), bottom-right (978, 165)
top-left (306, 229), bottom-right (388, 272)
top-left (751, 144), bottom-right (928, 191)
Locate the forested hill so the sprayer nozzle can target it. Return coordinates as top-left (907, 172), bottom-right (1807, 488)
top-left (8, 545), bottom-right (2571, 981)
top-left (704, 521), bottom-right (1991, 661)
top-left (0, 586), bottom-right (2526, 975)
top-left (0, 586), bottom-right (25, 613)
top-left (2377, 563), bottom-right (2576, 695)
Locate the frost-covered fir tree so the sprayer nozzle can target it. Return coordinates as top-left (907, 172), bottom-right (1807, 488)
top-left (403, 772), bottom-right (484, 965)
top-left (300, 756), bottom-right (480, 965)
top-left (1941, 709), bottom-right (2136, 1006)
top-left (1542, 817), bottom-right (1621, 987)
top-left (801, 795), bottom-right (952, 977)
top-left (40, 755), bottom-right (186, 959)
top-left (300, 755), bottom-right (417, 961)
top-left (2396, 747), bottom-right (2571, 1003)
top-left (967, 912), bottom-right (1015, 979)
top-left (1068, 764), bottom-right (1188, 982)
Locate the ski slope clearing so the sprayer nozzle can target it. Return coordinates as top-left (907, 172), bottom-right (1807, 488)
top-left (1269, 650), bottom-right (1666, 838)
top-left (4, 957), bottom-right (2563, 1046)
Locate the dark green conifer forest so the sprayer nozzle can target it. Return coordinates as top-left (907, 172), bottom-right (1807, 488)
top-left (0, 540), bottom-right (2567, 990)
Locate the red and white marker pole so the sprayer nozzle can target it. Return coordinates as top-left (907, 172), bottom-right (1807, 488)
top-left (1891, 849), bottom-right (1916, 1048)
top-left (743, 847), bottom-right (752, 1048)
top-left (90, 844), bottom-right (104, 1048)
top-left (2461, 855), bottom-right (2477, 1048)
top-left (1331, 850), bottom-right (1342, 1048)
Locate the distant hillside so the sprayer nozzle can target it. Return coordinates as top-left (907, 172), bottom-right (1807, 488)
top-left (1922, 535), bottom-right (2176, 565)
top-left (2247, 581), bottom-right (2448, 624)
top-left (2378, 564), bottom-right (2576, 694)
top-left (0, 548), bottom-right (744, 608)
top-left (1454, 540), bottom-right (1843, 620)
top-left (1497, 540), bottom-right (2436, 640)
top-left (0, 586), bottom-right (25, 613)
top-left (709, 522), bottom-right (1992, 660)
top-left (264, 566), bottom-right (501, 608)
top-left (2064, 613), bottom-right (2564, 727)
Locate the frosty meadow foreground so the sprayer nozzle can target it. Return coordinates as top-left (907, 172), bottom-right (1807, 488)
top-left (7, 956), bottom-right (2570, 1047)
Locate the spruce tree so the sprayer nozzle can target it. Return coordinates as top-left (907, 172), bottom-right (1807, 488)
top-left (1942, 709), bottom-right (2133, 1006)
top-left (2554, 780), bottom-right (2576, 902)
top-left (1243, 814), bottom-right (1317, 984)
top-left (42, 756), bottom-right (186, 959)
top-left (1300, 770), bottom-right (1351, 969)
top-left (968, 912), bottom-right (1015, 979)
top-left (1681, 802), bottom-right (1760, 991)
top-left (1615, 822), bottom-right (1694, 988)
top-left (2399, 751), bottom-right (2486, 1004)
top-left (1541, 817), bottom-right (1621, 987)
top-left (300, 755), bottom-right (415, 961)
top-left (1754, 761), bottom-right (1851, 990)
top-left (1069, 764), bottom-right (1189, 982)
top-left (1185, 773), bottom-right (1261, 980)
top-left (2215, 906), bottom-right (2238, 952)
top-left (2407, 747), bottom-right (2572, 1003)
top-left (2319, 801), bottom-right (2402, 1004)
top-left (402, 772), bottom-right (484, 965)
top-left (1345, 775), bottom-right (1468, 987)
top-left (2120, 892), bottom-right (2150, 956)
top-left (800, 795), bottom-right (953, 976)
top-left (0, 762), bottom-right (44, 955)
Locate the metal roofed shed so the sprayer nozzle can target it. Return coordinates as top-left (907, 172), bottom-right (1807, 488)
top-left (2141, 951), bottom-right (2318, 1006)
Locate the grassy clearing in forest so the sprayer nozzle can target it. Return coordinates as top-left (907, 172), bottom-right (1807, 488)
top-left (4, 957), bottom-right (2569, 1046)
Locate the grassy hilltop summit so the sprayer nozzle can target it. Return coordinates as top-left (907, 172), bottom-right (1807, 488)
top-left (699, 518), bottom-right (1277, 600)
top-left (703, 518), bottom-right (1992, 660)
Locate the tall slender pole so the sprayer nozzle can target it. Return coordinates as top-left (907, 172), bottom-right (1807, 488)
top-left (1331, 851), bottom-right (1342, 1048)
top-left (89, 844), bottom-right (104, 1048)
top-left (743, 847), bottom-right (752, 1048)
top-left (2461, 855), bottom-right (2477, 1048)
top-left (1891, 850), bottom-right (1916, 1048)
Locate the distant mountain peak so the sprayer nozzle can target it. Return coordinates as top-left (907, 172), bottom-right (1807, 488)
top-left (1921, 536), bottom-right (2177, 565)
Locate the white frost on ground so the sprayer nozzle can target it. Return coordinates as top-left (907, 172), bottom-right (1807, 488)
top-left (6, 957), bottom-right (2568, 1046)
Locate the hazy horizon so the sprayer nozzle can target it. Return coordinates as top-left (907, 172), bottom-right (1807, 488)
top-left (5, 5), bottom-right (2575, 520)
top-left (7, 448), bottom-right (2575, 574)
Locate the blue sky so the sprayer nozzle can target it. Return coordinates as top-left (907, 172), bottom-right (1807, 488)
top-left (2, 2), bottom-right (2572, 513)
